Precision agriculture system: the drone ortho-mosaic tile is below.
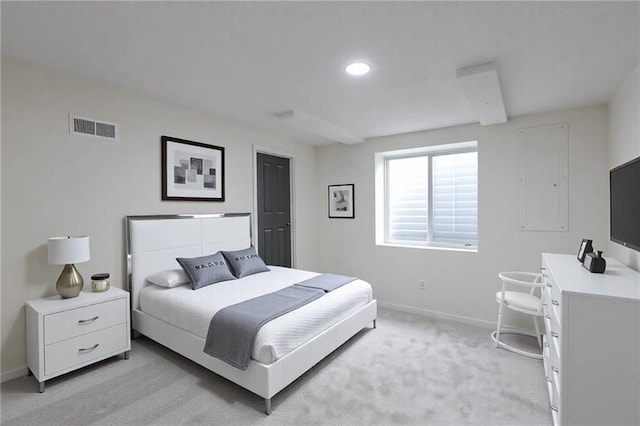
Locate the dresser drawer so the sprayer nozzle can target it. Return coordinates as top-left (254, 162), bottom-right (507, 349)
top-left (547, 316), bottom-right (561, 356)
top-left (551, 360), bottom-right (561, 395)
top-left (549, 294), bottom-right (562, 323)
top-left (543, 278), bottom-right (562, 321)
top-left (542, 289), bottom-right (551, 318)
top-left (550, 380), bottom-right (560, 426)
top-left (546, 369), bottom-right (560, 408)
top-left (44, 298), bottom-right (126, 345)
top-left (543, 335), bottom-right (552, 378)
top-left (544, 318), bottom-right (560, 365)
top-left (44, 323), bottom-right (128, 376)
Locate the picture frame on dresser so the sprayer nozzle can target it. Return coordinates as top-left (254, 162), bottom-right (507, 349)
top-left (576, 238), bottom-right (592, 262)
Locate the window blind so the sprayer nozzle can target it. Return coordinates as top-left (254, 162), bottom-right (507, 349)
top-left (387, 156), bottom-right (429, 242)
top-left (432, 151), bottom-right (478, 244)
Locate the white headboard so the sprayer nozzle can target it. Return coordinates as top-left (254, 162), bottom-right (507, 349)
top-left (125, 213), bottom-right (251, 310)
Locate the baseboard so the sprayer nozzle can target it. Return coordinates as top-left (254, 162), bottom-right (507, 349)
top-left (1, 366), bottom-right (29, 383)
top-left (378, 301), bottom-right (496, 330)
top-left (378, 301), bottom-right (539, 335)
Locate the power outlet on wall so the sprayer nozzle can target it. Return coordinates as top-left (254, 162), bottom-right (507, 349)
top-left (418, 280), bottom-right (427, 290)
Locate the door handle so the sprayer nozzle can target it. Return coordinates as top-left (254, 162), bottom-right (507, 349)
top-left (286, 222), bottom-right (291, 226)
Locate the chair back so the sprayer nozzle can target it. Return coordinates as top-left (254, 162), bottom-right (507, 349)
top-left (498, 271), bottom-right (544, 314)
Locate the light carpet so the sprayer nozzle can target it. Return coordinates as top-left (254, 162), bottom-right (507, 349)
top-left (1, 306), bottom-right (551, 425)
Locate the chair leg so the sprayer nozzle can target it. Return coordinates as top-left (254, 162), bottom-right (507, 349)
top-left (533, 316), bottom-right (542, 348)
top-left (495, 303), bottom-right (504, 347)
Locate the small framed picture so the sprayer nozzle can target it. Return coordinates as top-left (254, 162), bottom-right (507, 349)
top-left (577, 238), bottom-right (593, 262)
top-left (328, 184), bottom-right (355, 219)
top-left (161, 136), bottom-right (225, 201)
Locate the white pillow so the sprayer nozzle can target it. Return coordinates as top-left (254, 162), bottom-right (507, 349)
top-left (146, 269), bottom-right (190, 288)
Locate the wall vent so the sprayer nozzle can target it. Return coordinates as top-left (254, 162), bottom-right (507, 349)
top-left (69, 114), bottom-right (119, 140)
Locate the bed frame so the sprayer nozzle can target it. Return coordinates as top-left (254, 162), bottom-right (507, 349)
top-left (125, 213), bottom-right (377, 414)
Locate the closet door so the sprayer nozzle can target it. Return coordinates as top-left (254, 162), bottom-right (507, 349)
top-left (256, 152), bottom-right (292, 267)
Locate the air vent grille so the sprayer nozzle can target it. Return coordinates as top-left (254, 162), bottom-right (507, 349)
top-left (70, 115), bottom-right (118, 140)
top-left (95, 122), bottom-right (116, 138)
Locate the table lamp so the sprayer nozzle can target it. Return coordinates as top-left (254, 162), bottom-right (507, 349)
top-left (48, 236), bottom-right (90, 298)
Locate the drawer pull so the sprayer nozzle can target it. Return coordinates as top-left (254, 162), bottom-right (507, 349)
top-left (552, 332), bottom-right (559, 338)
top-left (78, 316), bottom-right (99, 325)
top-left (546, 283), bottom-right (552, 287)
top-left (78, 343), bottom-right (100, 353)
top-left (552, 366), bottom-right (559, 373)
top-left (546, 377), bottom-right (552, 383)
top-left (551, 300), bottom-right (559, 306)
top-left (546, 314), bottom-right (552, 319)
top-left (545, 342), bottom-right (550, 348)
top-left (551, 405), bottom-right (558, 412)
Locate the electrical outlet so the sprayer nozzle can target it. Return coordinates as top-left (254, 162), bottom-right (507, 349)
top-left (418, 280), bottom-right (426, 290)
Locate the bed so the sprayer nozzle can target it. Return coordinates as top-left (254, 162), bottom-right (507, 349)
top-left (125, 213), bottom-right (377, 414)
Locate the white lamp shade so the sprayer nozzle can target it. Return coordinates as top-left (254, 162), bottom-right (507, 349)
top-left (48, 236), bottom-right (90, 265)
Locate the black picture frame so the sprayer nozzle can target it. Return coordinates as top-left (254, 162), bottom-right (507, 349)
top-left (577, 238), bottom-right (593, 262)
top-left (161, 136), bottom-right (225, 202)
top-left (328, 184), bottom-right (355, 218)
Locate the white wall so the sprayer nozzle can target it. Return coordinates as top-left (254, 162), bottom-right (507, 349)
top-left (316, 106), bottom-right (609, 324)
top-left (0, 60), bottom-right (318, 375)
top-left (607, 62), bottom-right (640, 271)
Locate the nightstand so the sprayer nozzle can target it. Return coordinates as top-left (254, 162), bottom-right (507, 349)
top-left (26, 286), bottom-right (131, 392)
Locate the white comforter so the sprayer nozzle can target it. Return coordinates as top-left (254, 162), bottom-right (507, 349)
top-left (139, 266), bottom-right (373, 364)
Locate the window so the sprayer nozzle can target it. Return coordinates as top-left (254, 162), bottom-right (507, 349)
top-left (375, 141), bottom-right (478, 250)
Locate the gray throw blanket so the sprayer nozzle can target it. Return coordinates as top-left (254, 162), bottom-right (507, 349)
top-left (203, 273), bottom-right (356, 370)
top-left (293, 273), bottom-right (356, 292)
top-left (204, 285), bottom-right (324, 370)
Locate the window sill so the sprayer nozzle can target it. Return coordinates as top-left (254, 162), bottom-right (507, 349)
top-left (377, 242), bottom-right (478, 253)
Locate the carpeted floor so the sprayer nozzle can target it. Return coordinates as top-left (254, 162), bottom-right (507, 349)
top-left (1, 306), bottom-right (552, 425)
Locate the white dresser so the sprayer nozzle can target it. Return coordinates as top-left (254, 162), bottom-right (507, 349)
top-left (541, 253), bottom-right (640, 426)
top-left (26, 287), bottom-right (131, 392)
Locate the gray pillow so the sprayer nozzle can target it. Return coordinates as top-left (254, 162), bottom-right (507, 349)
top-left (176, 252), bottom-right (236, 290)
top-left (222, 247), bottom-right (270, 278)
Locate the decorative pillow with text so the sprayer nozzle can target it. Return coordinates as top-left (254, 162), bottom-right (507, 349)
top-left (222, 247), bottom-right (270, 278)
top-left (176, 252), bottom-right (236, 290)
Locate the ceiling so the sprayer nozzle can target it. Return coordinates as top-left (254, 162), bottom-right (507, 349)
top-left (2, 1), bottom-right (639, 145)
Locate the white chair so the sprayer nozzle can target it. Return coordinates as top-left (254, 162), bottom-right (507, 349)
top-left (490, 271), bottom-right (544, 359)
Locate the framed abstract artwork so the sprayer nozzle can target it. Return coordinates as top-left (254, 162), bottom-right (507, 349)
top-left (161, 136), bottom-right (225, 201)
top-left (328, 184), bottom-right (354, 218)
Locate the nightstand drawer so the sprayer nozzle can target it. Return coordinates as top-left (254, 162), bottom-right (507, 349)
top-left (44, 298), bottom-right (126, 345)
top-left (44, 323), bottom-right (128, 376)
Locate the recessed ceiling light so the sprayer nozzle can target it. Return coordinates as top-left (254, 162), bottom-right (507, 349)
top-left (345, 62), bottom-right (371, 76)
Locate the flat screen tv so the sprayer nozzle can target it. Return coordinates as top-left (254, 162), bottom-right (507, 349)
top-left (610, 155), bottom-right (640, 252)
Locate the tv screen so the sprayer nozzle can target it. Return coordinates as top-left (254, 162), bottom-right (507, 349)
top-left (610, 155), bottom-right (640, 252)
